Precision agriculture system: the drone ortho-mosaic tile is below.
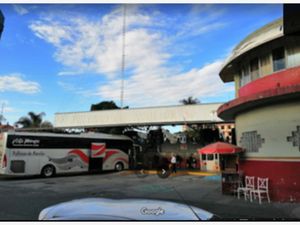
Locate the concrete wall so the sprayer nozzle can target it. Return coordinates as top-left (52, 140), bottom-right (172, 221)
top-left (235, 101), bottom-right (300, 201)
top-left (54, 104), bottom-right (223, 128)
top-left (236, 101), bottom-right (300, 159)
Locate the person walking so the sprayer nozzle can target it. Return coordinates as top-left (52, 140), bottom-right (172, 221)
top-left (171, 153), bottom-right (177, 173)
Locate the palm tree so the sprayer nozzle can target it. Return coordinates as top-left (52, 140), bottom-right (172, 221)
top-left (179, 96), bottom-right (200, 105)
top-left (15, 112), bottom-right (53, 128)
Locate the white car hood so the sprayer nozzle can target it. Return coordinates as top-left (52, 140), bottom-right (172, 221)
top-left (39, 198), bottom-right (215, 220)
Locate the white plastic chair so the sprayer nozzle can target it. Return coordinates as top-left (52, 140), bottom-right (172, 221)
top-left (237, 176), bottom-right (255, 201)
top-left (251, 177), bottom-right (271, 204)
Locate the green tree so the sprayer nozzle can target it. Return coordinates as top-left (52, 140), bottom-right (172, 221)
top-left (89, 101), bottom-right (128, 134)
top-left (15, 112), bottom-right (53, 128)
top-left (90, 101), bottom-right (119, 111)
top-left (179, 97), bottom-right (202, 142)
top-left (179, 96), bottom-right (200, 105)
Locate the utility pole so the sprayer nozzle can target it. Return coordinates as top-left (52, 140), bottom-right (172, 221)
top-left (120, 4), bottom-right (126, 109)
top-left (0, 103), bottom-right (5, 125)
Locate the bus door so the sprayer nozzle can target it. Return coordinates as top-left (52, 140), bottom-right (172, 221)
top-left (89, 143), bottom-right (106, 172)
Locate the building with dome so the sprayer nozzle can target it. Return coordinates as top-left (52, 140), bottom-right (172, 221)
top-left (217, 15), bottom-right (300, 202)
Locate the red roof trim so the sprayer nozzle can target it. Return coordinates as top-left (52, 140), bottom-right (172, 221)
top-left (218, 66), bottom-right (300, 120)
top-left (218, 84), bottom-right (300, 119)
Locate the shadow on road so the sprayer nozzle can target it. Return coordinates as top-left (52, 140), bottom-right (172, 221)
top-left (0, 170), bottom-right (117, 181)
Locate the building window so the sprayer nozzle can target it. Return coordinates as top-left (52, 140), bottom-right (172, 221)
top-left (238, 70), bottom-right (242, 87)
top-left (228, 125), bottom-right (231, 129)
top-left (240, 65), bottom-right (251, 87)
top-left (250, 58), bottom-right (260, 80)
top-left (272, 47), bottom-right (285, 72)
top-left (221, 126), bottom-right (224, 130)
top-left (287, 46), bottom-right (300, 68)
top-left (260, 54), bottom-right (272, 76)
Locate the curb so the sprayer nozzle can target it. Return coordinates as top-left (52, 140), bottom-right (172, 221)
top-left (120, 170), bottom-right (218, 177)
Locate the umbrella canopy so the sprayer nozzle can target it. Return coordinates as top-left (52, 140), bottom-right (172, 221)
top-left (197, 142), bottom-right (243, 155)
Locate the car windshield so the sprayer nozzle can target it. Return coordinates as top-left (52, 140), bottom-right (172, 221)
top-left (0, 2), bottom-right (300, 222)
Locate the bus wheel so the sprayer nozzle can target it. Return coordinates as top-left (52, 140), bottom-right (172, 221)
top-left (41, 165), bottom-right (55, 178)
top-left (115, 162), bottom-right (124, 172)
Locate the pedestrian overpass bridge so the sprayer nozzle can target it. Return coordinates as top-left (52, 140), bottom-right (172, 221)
top-left (54, 103), bottom-right (225, 128)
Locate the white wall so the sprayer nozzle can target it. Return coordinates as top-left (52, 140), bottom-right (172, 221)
top-left (236, 101), bottom-right (300, 159)
top-left (54, 104), bottom-right (223, 128)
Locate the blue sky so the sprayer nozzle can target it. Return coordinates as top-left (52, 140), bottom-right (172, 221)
top-left (0, 4), bottom-right (282, 125)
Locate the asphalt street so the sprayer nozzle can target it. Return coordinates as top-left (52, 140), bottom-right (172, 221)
top-left (0, 171), bottom-right (299, 220)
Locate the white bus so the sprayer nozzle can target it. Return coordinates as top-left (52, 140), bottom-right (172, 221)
top-left (0, 131), bottom-right (140, 177)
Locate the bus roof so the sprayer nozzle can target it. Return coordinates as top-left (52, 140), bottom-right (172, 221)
top-left (4, 131), bottom-right (133, 141)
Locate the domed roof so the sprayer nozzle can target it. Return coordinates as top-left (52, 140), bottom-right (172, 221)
top-left (220, 18), bottom-right (283, 82)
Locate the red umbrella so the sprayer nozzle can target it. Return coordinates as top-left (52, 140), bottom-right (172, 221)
top-left (197, 142), bottom-right (243, 155)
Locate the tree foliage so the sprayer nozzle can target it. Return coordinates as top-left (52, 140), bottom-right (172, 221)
top-left (90, 101), bottom-right (119, 111)
top-left (15, 112), bottom-right (53, 129)
top-left (179, 96), bottom-right (200, 105)
top-left (89, 101), bottom-right (129, 134)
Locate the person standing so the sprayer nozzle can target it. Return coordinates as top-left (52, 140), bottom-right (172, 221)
top-left (191, 154), bottom-right (197, 169)
top-left (176, 154), bottom-right (182, 169)
top-left (171, 153), bottom-right (177, 173)
top-left (188, 154), bottom-right (193, 169)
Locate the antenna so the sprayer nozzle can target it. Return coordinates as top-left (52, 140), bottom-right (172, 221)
top-left (0, 103), bottom-right (5, 124)
top-left (120, 4), bottom-right (126, 109)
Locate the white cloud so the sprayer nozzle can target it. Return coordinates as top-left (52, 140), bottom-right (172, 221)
top-left (20, 101), bottom-right (46, 106)
top-left (0, 100), bottom-right (17, 125)
top-left (58, 71), bottom-right (83, 76)
top-left (29, 5), bottom-right (231, 107)
top-left (0, 100), bottom-right (15, 113)
top-left (57, 81), bottom-right (89, 96)
top-left (96, 60), bottom-right (234, 106)
top-left (29, 6), bottom-right (160, 78)
top-left (3, 106), bottom-right (15, 113)
top-left (0, 74), bottom-right (40, 94)
top-left (29, 22), bottom-right (73, 46)
top-left (57, 81), bottom-right (76, 91)
top-left (13, 5), bottom-right (29, 15)
top-left (175, 5), bottom-right (227, 38)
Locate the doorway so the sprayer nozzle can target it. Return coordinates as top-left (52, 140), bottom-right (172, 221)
top-left (89, 158), bottom-right (103, 172)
